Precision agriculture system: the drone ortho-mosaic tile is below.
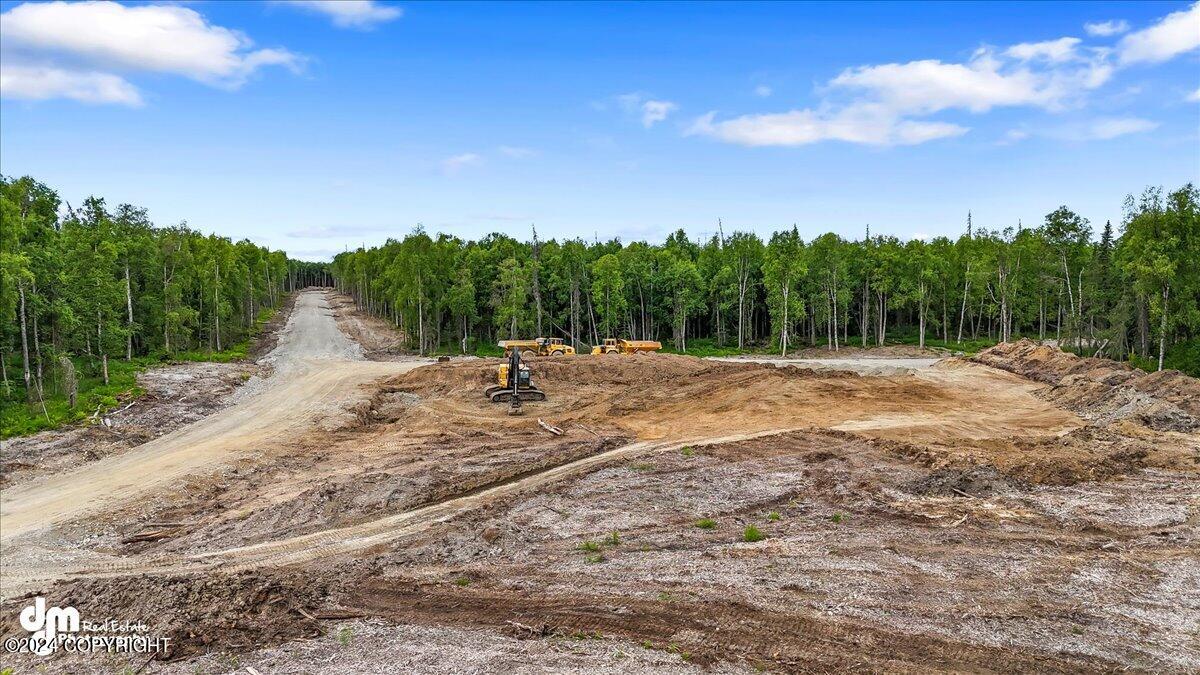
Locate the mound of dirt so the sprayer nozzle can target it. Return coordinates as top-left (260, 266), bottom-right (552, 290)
top-left (972, 339), bottom-right (1200, 431)
top-left (903, 466), bottom-right (1026, 497)
top-left (388, 352), bottom-right (772, 396)
top-left (0, 568), bottom-right (346, 660)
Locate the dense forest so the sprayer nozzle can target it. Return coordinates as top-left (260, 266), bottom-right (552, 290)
top-left (331, 183), bottom-right (1198, 373)
top-left (0, 175), bottom-right (303, 424)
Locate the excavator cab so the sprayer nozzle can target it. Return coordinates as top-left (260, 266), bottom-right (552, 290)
top-left (483, 347), bottom-right (546, 414)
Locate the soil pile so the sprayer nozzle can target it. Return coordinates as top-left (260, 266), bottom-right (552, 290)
top-left (0, 568), bottom-right (341, 661)
top-left (972, 339), bottom-right (1200, 431)
top-left (390, 353), bottom-right (768, 396)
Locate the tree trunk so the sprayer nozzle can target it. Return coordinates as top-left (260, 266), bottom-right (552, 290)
top-left (163, 264), bottom-right (172, 353)
top-left (214, 262), bottom-right (222, 352)
top-left (125, 263), bottom-right (134, 360)
top-left (1, 348), bottom-right (9, 398)
top-left (1158, 284), bottom-right (1169, 371)
top-left (956, 263), bottom-right (970, 344)
top-left (918, 281), bottom-right (926, 349)
top-left (18, 282), bottom-right (32, 397)
top-left (780, 282), bottom-right (790, 356)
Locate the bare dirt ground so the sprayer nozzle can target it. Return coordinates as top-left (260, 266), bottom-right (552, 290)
top-left (0, 295), bottom-right (297, 492)
top-left (327, 291), bottom-right (407, 359)
top-left (2, 301), bottom-right (1197, 673)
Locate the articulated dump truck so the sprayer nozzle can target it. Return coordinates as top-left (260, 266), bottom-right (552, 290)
top-left (591, 338), bottom-right (662, 355)
top-left (498, 337), bottom-right (576, 357)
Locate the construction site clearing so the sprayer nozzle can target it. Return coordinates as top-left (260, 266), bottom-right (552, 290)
top-left (1, 289), bottom-right (1198, 674)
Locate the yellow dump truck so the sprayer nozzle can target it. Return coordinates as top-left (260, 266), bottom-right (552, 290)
top-left (497, 337), bottom-right (576, 357)
top-left (590, 338), bottom-right (662, 355)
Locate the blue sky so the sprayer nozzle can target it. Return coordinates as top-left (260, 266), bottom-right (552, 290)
top-left (2, 1), bottom-right (1198, 260)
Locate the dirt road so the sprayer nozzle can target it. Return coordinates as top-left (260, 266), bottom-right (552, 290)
top-left (0, 290), bottom-right (427, 545)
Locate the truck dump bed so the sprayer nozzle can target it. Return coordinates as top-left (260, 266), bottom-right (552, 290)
top-left (620, 340), bottom-right (662, 352)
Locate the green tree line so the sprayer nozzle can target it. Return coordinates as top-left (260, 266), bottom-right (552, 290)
top-left (1, 175), bottom-right (300, 419)
top-left (331, 184), bottom-right (1198, 373)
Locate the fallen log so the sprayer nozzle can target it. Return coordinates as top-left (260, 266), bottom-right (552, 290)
top-left (537, 419), bottom-right (564, 436)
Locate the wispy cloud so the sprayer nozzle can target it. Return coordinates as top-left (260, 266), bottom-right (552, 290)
top-left (0, 65), bottom-right (143, 106)
top-left (1188, 87), bottom-right (1200, 103)
top-left (688, 3), bottom-right (1198, 148)
top-left (286, 225), bottom-right (393, 238)
top-left (1084, 20), bottom-right (1130, 37)
top-left (1117, 2), bottom-right (1200, 65)
top-left (615, 92), bottom-right (678, 127)
top-left (442, 152), bottom-right (483, 174)
top-left (1004, 37), bottom-right (1083, 63)
top-left (1051, 117), bottom-right (1159, 141)
top-left (687, 106), bottom-right (967, 147)
top-left (753, 84), bottom-right (773, 97)
top-left (999, 129), bottom-right (1030, 145)
top-left (0, 0), bottom-right (301, 105)
top-left (498, 145), bottom-right (536, 158)
top-left (278, 1), bottom-right (402, 30)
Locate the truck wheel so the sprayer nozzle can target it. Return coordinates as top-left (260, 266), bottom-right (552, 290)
top-left (522, 349), bottom-right (537, 360)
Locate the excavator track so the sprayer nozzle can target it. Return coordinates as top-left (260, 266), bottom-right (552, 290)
top-left (488, 387), bottom-right (546, 403)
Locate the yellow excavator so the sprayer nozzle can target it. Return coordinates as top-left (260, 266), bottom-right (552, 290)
top-left (484, 348), bottom-right (545, 414)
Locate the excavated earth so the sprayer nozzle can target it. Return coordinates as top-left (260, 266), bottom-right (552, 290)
top-left (1, 302), bottom-right (1197, 674)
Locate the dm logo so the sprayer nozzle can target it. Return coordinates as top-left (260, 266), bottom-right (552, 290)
top-left (19, 597), bottom-right (80, 655)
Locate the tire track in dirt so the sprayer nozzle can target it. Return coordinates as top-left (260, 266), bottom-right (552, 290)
top-left (1, 428), bottom-right (804, 590)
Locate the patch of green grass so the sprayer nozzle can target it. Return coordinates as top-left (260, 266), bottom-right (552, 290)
top-left (680, 446), bottom-right (695, 457)
top-left (743, 525), bottom-right (765, 542)
top-left (584, 553), bottom-right (604, 564)
top-left (667, 643), bottom-right (692, 661)
top-left (657, 591), bottom-right (674, 602)
top-left (577, 540), bottom-right (601, 552)
top-left (767, 511), bottom-right (781, 521)
top-left (830, 512), bottom-right (844, 524)
top-left (605, 530), bottom-right (620, 546)
top-left (336, 626), bottom-right (353, 647)
top-left (454, 577), bottom-right (470, 587)
top-left (630, 462), bottom-right (655, 472)
top-left (694, 518), bottom-right (716, 529)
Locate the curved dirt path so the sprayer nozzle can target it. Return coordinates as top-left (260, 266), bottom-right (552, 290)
top-left (2, 429), bottom-right (800, 589)
top-left (0, 290), bottom-right (427, 544)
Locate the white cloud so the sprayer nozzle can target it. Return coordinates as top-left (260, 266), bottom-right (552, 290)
top-left (830, 48), bottom-right (1111, 115)
top-left (498, 145), bottom-right (536, 158)
top-left (1085, 117), bottom-right (1159, 139)
top-left (0, 64), bottom-right (142, 106)
top-left (0, 1), bottom-right (302, 87)
top-left (615, 93), bottom-right (678, 127)
top-left (442, 153), bottom-right (483, 174)
top-left (754, 84), bottom-right (773, 97)
top-left (286, 225), bottom-right (391, 238)
top-left (1188, 87), bottom-right (1200, 102)
top-left (281, 1), bottom-right (402, 30)
top-left (686, 104), bottom-right (967, 147)
top-left (640, 99), bottom-right (677, 127)
top-left (1084, 20), bottom-right (1130, 37)
top-left (1048, 117), bottom-right (1159, 141)
top-left (1001, 129), bottom-right (1030, 144)
top-left (1118, 2), bottom-right (1200, 65)
top-left (1005, 37), bottom-right (1083, 63)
